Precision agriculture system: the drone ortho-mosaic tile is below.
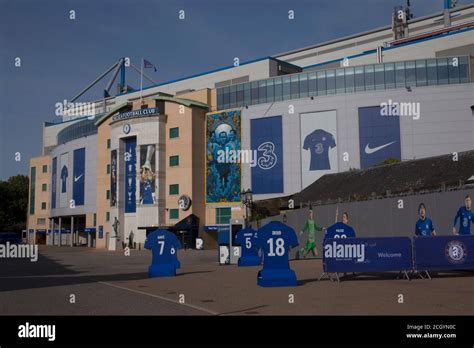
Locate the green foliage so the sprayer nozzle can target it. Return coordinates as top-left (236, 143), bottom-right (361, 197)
top-left (0, 175), bottom-right (29, 233)
top-left (375, 158), bottom-right (401, 166)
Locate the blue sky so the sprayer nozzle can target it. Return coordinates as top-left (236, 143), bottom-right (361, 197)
top-left (0, 0), bottom-right (472, 179)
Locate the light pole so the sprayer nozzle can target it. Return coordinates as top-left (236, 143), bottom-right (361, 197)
top-left (240, 189), bottom-right (253, 228)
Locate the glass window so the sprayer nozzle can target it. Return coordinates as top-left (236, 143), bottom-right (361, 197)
top-left (251, 82), bottom-right (259, 105)
top-left (217, 89), bottom-right (223, 109)
top-left (106, 212), bottom-right (110, 222)
top-left (394, 62), bottom-right (405, 88)
top-left (290, 75), bottom-right (299, 99)
top-left (416, 60), bottom-right (427, 86)
top-left (42, 165), bottom-right (48, 173)
top-left (405, 61), bottom-right (416, 87)
top-left (384, 63), bottom-right (395, 89)
top-left (244, 83), bottom-right (251, 106)
top-left (448, 57), bottom-right (460, 84)
top-left (93, 213), bottom-right (96, 226)
top-left (427, 59), bottom-right (437, 85)
top-left (274, 77), bottom-right (283, 101)
top-left (30, 167), bottom-right (35, 215)
top-left (258, 80), bottom-right (267, 104)
top-left (169, 127), bottom-right (179, 138)
top-left (336, 69), bottom-right (345, 94)
top-left (308, 72), bottom-right (317, 96)
top-left (41, 202), bottom-right (47, 210)
top-left (229, 85), bottom-right (237, 108)
top-left (222, 86), bottom-right (230, 109)
top-left (299, 74), bottom-right (308, 97)
top-left (236, 84), bottom-right (244, 106)
top-left (326, 70), bottom-right (335, 95)
top-left (107, 164), bottom-right (111, 174)
top-left (106, 190), bottom-right (110, 200)
top-left (437, 58), bottom-right (449, 85)
top-left (107, 139), bottom-right (111, 149)
top-left (459, 56), bottom-right (469, 83)
top-left (374, 64), bottom-right (385, 90)
top-left (37, 218), bottom-right (45, 225)
top-left (42, 183), bottom-right (47, 191)
top-left (266, 79), bottom-right (274, 103)
top-left (169, 155), bottom-right (179, 167)
top-left (216, 207), bottom-right (231, 224)
top-left (169, 209), bottom-right (179, 220)
top-left (345, 67), bottom-right (355, 93)
top-left (364, 65), bottom-right (375, 91)
top-left (282, 76), bottom-right (291, 100)
top-left (317, 70), bottom-right (327, 95)
top-left (169, 184), bottom-right (179, 195)
top-left (354, 66), bottom-right (364, 92)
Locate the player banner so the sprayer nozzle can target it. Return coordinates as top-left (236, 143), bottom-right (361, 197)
top-left (59, 152), bottom-right (69, 208)
top-left (323, 237), bottom-right (412, 273)
top-left (110, 150), bottom-right (117, 206)
top-left (124, 137), bottom-right (137, 213)
top-left (251, 116), bottom-right (283, 194)
top-left (206, 109), bottom-right (241, 203)
top-left (300, 110), bottom-right (338, 189)
top-left (72, 147), bottom-right (85, 206)
top-left (51, 157), bottom-right (57, 209)
top-left (413, 235), bottom-right (474, 271)
top-left (139, 144), bottom-right (157, 205)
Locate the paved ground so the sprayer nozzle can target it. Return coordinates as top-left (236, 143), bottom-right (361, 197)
top-left (0, 245), bottom-right (473, 315)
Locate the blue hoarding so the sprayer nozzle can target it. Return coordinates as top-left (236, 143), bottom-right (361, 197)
top-left (124, 137), bottom-right (137, 213)
top-left (414, 235), bottom-right (474, 271)
top-left (98, 225), bottom-right (103, 239)
top-left (72, 148), bottom-right (85, 206)
top-left (358, 106), bottom-right (401, 169)
top-left (323, 237), bottom-right (412, 273)
top-left (250, 116), bottom-right (284, 194)
top-left (51, 157), bottom-right (57, 209)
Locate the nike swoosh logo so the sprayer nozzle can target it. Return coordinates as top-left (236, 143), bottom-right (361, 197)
top-left (74, 174), bottom-right (84, 182)
top-left (365, 141), bottom-right (396, 154)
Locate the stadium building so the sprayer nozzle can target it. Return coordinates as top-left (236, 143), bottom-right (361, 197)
top-left (27, 3), bottom-right (474, 250)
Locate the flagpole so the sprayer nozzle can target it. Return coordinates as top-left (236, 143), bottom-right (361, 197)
top-left (140, 57), bottom-right (144, 103)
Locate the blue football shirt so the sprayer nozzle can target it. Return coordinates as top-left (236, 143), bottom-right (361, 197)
top-left (325, 222), bottom-right (356, 239)
top-left (415, 217), bottom-right (435, 236)
top-left (454, 207), bottom-right (473, 235)
top-left (145, 229), bottom-right (182, 266)
top-left (256, 221), bottom-right (298, 270)
top-left (235, 227), bottom-right (260, 259)
top-left (303, 129), bottom-right (336, 171)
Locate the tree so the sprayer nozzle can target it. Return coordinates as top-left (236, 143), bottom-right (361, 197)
top-left (0, 175), bottom-right (29, 233)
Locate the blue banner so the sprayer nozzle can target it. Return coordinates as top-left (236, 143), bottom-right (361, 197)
top-left (250, 116), bottom-right (284, 194)
top-left (73, 148), bottom-right (85, 206)
top-left (323, 237), bottom-right (412, 273)
top-left (124, 137), bottom-right (137, 213)
top-left (414, 235), bottom-right (474, 271)
top-left (98, 225), bottom-right (103, 239)
top-left (358, 106), bottom-right (401, 169)
top-left (51, 157), bottom-right (57, 209)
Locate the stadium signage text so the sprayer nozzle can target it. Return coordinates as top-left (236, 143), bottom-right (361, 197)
top-left (112, 107), bottom-right (159, 123)
top-left (324, 241), bottom-right (365, 262)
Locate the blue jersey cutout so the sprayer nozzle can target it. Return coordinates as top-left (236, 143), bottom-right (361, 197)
top-left (144, 229), bottom-right (182, 277)
top-left (255, 221), bottom-right (299, 287)
top-left (235, 227), bottom-right (261, 266)
top-left (325, 222), bottom-right (356, 239)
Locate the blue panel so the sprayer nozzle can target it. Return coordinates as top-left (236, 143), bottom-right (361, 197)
top-left (414, 235), bottom-right (474, 271)
top-left (124, 137), bottom-right (137, 213)
top-left (72, 148), bottom-right (85, 206)
top-left (323, 237), bottom-right (412, 273)
top-left (358, 106), bottom-right (401, 169)
top-left (51, 157), bottom-right (57, 209)
top-left (250, 116), bottom-right (284, 194)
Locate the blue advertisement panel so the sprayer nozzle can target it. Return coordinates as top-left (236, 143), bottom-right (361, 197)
top-left (110, 150), bottom-right (117, 206)
top-left (414, 235), bottom-right (474, 271)
top-left (72, 148), bottom-right (85, 206)
top-left (124, 137), bottom-right (137, 213)
top-left (323, 237), bottom-right (412, 273)
top-left (358, 106), bottom-right (401, 169)
top-left (51, 157), bottom-right (57, 209)
top-left (250, 116), bottom-right (283, 194)
top-left (98, 225), bottom-right (103, 239)
top-left (206, 110), bottom-right (241, 203)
